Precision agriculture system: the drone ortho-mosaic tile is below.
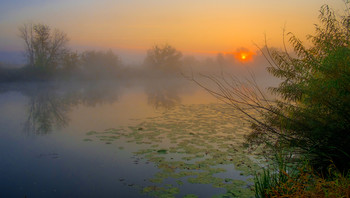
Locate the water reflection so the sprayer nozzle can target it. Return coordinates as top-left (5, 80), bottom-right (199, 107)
top-left (73, 82), bottom-right (122, 106)
top-left (144, 78), bottom-right (182, 109)
top-left (0, 82), bottom-right (124, 135)
top-left (0, 77), bottom-right (192, 135)
top-left (24, 86), bottom-right (70, 135)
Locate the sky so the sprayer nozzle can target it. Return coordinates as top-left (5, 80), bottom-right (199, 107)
top-left (0, 0), bottom-right (346, 63)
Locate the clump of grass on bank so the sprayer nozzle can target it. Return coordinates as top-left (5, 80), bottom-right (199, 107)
top-left (254, 159), bottom-right (350, 198)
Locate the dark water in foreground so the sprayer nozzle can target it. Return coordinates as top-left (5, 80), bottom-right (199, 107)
top-left (0, 78), bottom-right (259, 198)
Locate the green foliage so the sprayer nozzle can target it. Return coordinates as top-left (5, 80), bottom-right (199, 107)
top-left (157, 149), bottom-right (168, 154)
top-left (249, 4), bottom-right (350, 172)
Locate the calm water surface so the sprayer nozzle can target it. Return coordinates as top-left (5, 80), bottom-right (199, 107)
top-left (0, 77), bottom-right (257, 198)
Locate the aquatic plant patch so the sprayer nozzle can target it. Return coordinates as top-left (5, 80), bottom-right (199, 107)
top-left (85, 104), bottom-right (263, 197)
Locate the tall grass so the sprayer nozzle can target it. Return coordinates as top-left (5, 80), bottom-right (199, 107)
top-left (254, 151), bottom-right (298, 197)
top-left (254, 155), bottom-right (350, 197)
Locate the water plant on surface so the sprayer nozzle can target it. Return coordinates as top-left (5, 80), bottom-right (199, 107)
top-left (84, 104), bottom-right (260, 197)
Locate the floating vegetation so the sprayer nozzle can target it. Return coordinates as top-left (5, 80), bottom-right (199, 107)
top-left (86, 130), bottom-right (98, 136)
top-left (83, 138), bottom-right (93, 142)
top-left (143, 186), bottom-right (180, 198)
top-left (183, 194), bottom-right (198, 198)
top-left (84, 104), bottom-right (263, 197)
top-left (157, 149), bottom-right (168, 154)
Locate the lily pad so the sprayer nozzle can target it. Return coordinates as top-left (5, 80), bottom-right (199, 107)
top-left (157, 149), bottom-right (168, 154)
top-left (84, 103), bottom-right (261, 198)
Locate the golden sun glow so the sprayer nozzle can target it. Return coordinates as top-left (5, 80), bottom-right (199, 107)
top-left (233, 49), bottom-right (255, 63)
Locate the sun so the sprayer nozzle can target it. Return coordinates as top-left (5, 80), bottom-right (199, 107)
top-left (240, 54), bottom-right (247, 60)
top-left (233, 49), bottom-right (255, 63)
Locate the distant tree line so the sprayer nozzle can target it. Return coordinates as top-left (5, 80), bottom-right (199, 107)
top-left (0, 23), bottom-right (125, 82)
top-left (0, 23), bottom-right (257, 82)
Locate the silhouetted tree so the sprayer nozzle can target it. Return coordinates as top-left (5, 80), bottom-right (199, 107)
top-left (59, 51), bottom-right (80, 79)
top-left (144, 44), bottom-right (182, 72)
top-left (19, 23), bottom-right (69, 78)
top-left (80, 50), bottom-right (122, 80)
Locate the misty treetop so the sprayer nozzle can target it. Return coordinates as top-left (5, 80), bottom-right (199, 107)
top-left (1, 22), bottom-right (265, 82)
top-left (19, 23), bottom-right (69, 69)
top-left (144, 44), bottom-right (183, 71)
top-left (1, 24), bottom-right (199, 81)
top-left (80, 50), bottom-right (123, 80)
top-left (0, 23), bottom-right (126, 81)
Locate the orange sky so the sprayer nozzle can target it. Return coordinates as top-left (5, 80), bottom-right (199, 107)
top-left (0, 0), bottom-right (345, 56)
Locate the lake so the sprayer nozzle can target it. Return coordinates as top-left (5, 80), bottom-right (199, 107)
top-left (0, 76), bottom-right (261, 198)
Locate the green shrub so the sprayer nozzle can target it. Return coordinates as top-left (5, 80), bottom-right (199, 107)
top-left (248, 3), bottom-right (350, 172)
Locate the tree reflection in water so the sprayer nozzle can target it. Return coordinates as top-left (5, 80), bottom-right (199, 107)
top-left (13, 82), bottom-right (123, 135)
top-left (24, 86), bottom-right (71, 135)
top-left (145, 80), bottom-right (182, 109)
top-left (0, 76), bottom-right (194, 135)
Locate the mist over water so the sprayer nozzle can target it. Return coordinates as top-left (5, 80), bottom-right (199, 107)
top-left (0, 74), bottom-right (232, 197)
top-left (0, 0), bottom-right (348, 196)
top-left (0, 38), bottom-right (285, 197)
top-left (0, 12), bottom-right (280, 198)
